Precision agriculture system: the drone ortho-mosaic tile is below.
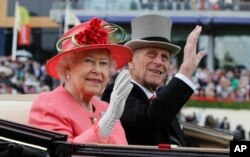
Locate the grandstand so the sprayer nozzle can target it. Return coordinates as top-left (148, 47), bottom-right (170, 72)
top-left (48, 0), bottom-right (250, 71)
top-left (1, 0), bottom-right (250, 70)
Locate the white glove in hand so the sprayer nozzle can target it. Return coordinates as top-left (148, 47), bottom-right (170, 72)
top-left (98, 69), bottom-right (133, 139)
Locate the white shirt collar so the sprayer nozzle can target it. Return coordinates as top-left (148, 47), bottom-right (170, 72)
top-left (131, 79), bottom-right (155, 99)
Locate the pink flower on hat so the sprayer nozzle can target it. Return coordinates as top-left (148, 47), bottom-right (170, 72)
top-left (75, 18), bottom-right (109, 45)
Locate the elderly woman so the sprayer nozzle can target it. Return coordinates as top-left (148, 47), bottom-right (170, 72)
top-left (29, 18), bottom-right (133, 144)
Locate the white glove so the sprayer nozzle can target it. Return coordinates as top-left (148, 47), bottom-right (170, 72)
top-left (98, 69), bottom-right (133, 139)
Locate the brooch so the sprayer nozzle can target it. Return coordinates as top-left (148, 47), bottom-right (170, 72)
top-left (91, 117), bottom-right (98, 124)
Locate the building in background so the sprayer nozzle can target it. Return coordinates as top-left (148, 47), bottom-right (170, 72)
top-left (0, 0), bottom-right (59, 63)
top-left (51, 0), bottom-right (250, 71)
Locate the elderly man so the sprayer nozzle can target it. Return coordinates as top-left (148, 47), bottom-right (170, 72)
top-left (102, 14), bottom-right (206, 146)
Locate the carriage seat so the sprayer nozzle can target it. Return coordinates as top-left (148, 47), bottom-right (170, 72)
top-left (0, 94), bottom-right (38, 125)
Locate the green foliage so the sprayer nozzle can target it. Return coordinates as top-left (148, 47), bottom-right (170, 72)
top-left (186, 100), bottom-right (250, 110)
top-left (130, 0), bottom-right (138, 10)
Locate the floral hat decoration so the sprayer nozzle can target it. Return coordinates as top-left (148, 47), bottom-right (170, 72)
top-left (46, 17), bottom-right (133, 79)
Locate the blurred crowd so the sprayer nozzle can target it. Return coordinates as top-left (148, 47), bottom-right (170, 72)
top-left (1, 56), bottom-right (250, 102)
top-left (52, 0), bottom-right (250, 11)
top-left (192, 67), bottom-right (250, 102)
top-left (0, 56), bottom-right (55, 94)
top-left (166, 63), bottom-right (250, 102)
top-left (184, 112), bottom-right (247, 140)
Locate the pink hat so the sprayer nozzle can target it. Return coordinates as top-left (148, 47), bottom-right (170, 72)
top-left (46, 17), bottom-right (133, 79)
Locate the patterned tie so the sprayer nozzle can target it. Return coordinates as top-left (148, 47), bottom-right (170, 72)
top-left (149, 94), bottom-right (157, 103)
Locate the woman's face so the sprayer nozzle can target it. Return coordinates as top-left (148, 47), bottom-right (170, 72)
top-left (66, 49), bottom-right (111, 98)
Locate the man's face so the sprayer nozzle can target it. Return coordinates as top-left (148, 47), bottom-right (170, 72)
top-left (129, 48), bottom-right (171, 92)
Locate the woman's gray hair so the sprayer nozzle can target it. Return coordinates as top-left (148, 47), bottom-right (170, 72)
top-left (55, 53), bottom-right (75, 81)
top-left (55, 50), bottom-right (116, 81)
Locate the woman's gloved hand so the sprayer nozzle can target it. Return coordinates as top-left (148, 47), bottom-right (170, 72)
top-left (98, 69), bottom-right (133, 138)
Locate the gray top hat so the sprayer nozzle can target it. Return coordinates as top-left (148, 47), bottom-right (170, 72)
top-left (125, 14), bottom-right (181, 57)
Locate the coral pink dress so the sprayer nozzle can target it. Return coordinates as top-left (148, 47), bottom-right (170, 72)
top-left (29, 85), bottom-right (127, 145)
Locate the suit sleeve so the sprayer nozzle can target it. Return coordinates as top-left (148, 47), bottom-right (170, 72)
top-left (102, 77), bottom-right (193, 131)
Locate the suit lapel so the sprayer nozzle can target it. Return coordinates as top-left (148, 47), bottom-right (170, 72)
top-left (131, 83), bottom-right (151, 104)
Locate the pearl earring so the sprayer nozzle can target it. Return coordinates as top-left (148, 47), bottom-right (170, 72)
top-left (66, 75), bottom-right (70, 79)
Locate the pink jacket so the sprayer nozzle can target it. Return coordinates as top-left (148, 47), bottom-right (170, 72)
top-left (28, 85), bottom-right (127, 145)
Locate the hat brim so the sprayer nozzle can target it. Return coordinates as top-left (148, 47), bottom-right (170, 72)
top-left (46, 44), bottom-right (133, 79)
top-left (125, 39), bottom-right (181, 57)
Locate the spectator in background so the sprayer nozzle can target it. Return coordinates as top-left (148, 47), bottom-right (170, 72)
top-left (185, 112), bottom-right (198, 124)
top-left (204, 115), bottom-right (217, 129)
top-left (234, 124), bottom-right (246, 140)
top-left (219, 116), bottom-right (230, 132)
